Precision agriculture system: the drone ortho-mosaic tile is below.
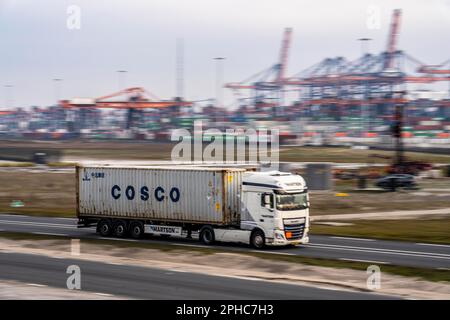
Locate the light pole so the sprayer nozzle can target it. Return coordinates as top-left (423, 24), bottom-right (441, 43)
top-left (358, 37), bottom-right (372, 55)
top-left (176, 38), bottom-right (184, 99)
top-left (53, 78), bottom-right (63, 106)
top-left (116, 70), bottom-right (127, 90)
top-left (3, 85), bottom-right (13, 109)
top-left (213, 57), bottom-right (225, 109)
top-left (357, 38), bottom-right (372, 135)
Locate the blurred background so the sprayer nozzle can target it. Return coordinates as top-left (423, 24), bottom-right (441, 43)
top-left (0, 0), bottom-right (450, 228)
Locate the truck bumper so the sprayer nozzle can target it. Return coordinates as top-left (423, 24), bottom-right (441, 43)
top-left (266, 235), bottom-right (309, 247)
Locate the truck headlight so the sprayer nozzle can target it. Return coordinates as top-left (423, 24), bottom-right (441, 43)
top-left (274, 231), bottom-right (285, 240)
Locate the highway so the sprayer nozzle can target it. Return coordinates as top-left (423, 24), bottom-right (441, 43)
top-left (0, 251), bottom-right (395, 299)
top-left (0, 214), bottom-right (449, 270)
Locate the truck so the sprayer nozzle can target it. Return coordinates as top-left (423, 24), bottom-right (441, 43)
top-left (76, 165), bottom-right (310, 248)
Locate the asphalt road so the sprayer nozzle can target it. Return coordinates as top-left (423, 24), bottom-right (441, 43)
top-left (0, 251), bottom-right (394, 299)
top-left (0, 214), bottom-right (449, 269)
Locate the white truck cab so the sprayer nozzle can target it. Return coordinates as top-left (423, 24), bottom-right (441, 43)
top-left (212, 170), bottom-right (310, 248)
top-left (241, 171), bottom-right (309, 246)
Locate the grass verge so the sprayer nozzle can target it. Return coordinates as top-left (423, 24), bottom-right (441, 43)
top-left (0, 208), bottom-right (75, 218)
top-left (46, 162), bottom-right (78, 167)
top-left (0, 231), bottom-right (448, 283)
top-left (0, 162), bottom-right (35, 167)
top-left (311, 218), bottom-right (450, 244)
top-left (280, 146), bottom-right (450, 164)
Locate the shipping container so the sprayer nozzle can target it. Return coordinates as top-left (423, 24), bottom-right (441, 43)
top-left (77, 166), bottom-right (244, 225)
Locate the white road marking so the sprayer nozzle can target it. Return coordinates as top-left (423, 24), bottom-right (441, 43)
top-left (339, 258), bottom-right (390, 265)
top-left (313, 285), bottom-right (344, 291)
top-left (26, 283), bottom-right (48, 287)
top-left (2, 217), bottom-right (450, 267)
top-left (416, 243), bottom-right (450, 248)
top-left (312, 247), bottom-right (450, 260)
top-left (71, 239), bottom-right (80, 256)
top-left (32, 232), bottom-right (68, 237)
top-left (331, 236), bottom-right (376, 242)
top-left (94, 292), bottom-right (113, 297)
top-left (309, 243), bottom-right (450, 260)
top-left (251, 250), bottom-right (295, 256)
top-left (171, 243), bottom-right (209, 249)
top-left (167, 269), bottom-right (186, 273)
top-left (0, 220), bottom-right (75, 229)
top-left (105, 238), bottom-right (138, 242)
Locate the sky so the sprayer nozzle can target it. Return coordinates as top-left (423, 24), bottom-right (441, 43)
top-left (0, 0), bottom-right (449, 109)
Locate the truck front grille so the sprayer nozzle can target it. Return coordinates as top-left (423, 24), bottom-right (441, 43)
top-left (283, 222), bottom-right (305, 240)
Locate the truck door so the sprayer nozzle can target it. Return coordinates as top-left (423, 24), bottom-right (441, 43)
top-left (259, 192), bottom-right (276, 234)
top-left (242, 191), bottom-right (275, 236)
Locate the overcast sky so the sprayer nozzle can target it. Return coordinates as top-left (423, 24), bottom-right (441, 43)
top-left (0, 0), bottom-right (449, 108)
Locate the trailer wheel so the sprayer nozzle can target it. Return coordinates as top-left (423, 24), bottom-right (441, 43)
top-left (114, 220), bottom-right (128, 238)
top-left (130, 221), bottom-right (144, 239)
top-left (199, 226), bottom-right (215, 245)
top-left (250, 229), bottom-right (265, 249)
top-left (98, 219), bottom-right (112, 237)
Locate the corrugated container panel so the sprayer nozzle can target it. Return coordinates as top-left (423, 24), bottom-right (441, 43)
top-left (77, 166), bottom-right (244, 225)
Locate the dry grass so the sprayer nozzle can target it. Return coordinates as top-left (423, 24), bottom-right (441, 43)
top-left (310, 189), bottom-right (450, 215)
top-left (0, 171), bottom-right (76, 217)
top-left (312, 218), bottom-right (450, 244)
top-left (1, 231), bottom-right (449, 283)
top-left (309, 178), bottom-right (450, 215)
top-left (3, 140), bottom-right (450, 163)
top-left (280, 146), bottom-right (450, 164)
top-left (1, 170), bottom-right (449, 218)
top-left (0, 162), bottom-right (35, 167)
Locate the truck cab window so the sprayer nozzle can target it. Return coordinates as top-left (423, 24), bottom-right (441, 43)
top-left (275, 192), bottom-right (309, 211)
top-left (261, 193), bottom-right (274, 209)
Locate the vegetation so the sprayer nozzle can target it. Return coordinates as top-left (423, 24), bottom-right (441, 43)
top-left (0, 231), bottom-right (448, 283)
top-left (312, 218), bottom-right (450, 244)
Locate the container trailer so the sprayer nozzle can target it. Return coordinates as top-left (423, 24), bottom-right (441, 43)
top-left (76, 165), bottom-right (310, 248)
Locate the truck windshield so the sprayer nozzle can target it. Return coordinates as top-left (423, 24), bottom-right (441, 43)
top-left (275, 192), bottom-right (308, 211)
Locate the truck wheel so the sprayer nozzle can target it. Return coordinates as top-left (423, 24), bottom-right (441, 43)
top-left (130, 221), bottom-right (144, 239)
top-left (199, 226), bottom-right (215, 245)
top-left (114, 220), bottom-right (128, 238)
top-left (251, 230), bottom-right (265, 249)
top-left (98, 219), bottom-right (112, 237)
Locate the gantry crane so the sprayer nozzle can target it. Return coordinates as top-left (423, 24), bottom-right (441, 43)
top-left (225, 28), bottom-right (293, 110)
top-left (60, 87), bottom-right (192, 130)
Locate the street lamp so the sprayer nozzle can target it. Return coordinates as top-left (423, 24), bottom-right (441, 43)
top-left (53, 78), bottom-right (63, 106)
top-left (357, 38), bottom-right (372, 135)
top-left (358, 37), bottom-right (372, 55)
top-left (116, 70), bottom-right (128, 90)
top-left (3, 84), bottom-right (14, 109)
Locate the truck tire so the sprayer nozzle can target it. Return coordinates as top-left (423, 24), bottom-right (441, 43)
top-left (250, 230), bottom-right (265, 249)
top-left (199, 226), bottom-right (215, 245)
top-left (114, 220), bottom-right (128, 238)
top-left (130, 221), bottom-right (145, 239)
top-left (98, 219), bottom-right (112, 237)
